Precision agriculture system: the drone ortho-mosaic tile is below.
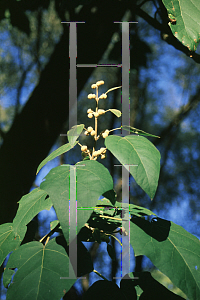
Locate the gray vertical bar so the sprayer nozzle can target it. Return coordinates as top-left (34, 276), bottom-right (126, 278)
top-left (69, 23), bottom-right (77, 134)
top-left (69, 165), bottom-right (77, 278)
top-left (121, 22), bottom-right (131, 278)
top-left (121, 166), bottom-right (130, 276)
top-left (114, 22), bottom-right (131, 279)
top-left (121, 22), bottom-right (130, 136)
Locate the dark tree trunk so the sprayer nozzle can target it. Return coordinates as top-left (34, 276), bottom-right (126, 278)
top-left (0, 1), bottom-right (128, 223)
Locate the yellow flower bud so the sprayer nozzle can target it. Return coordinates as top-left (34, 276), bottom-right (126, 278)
top-left (101, 154), bottom-right (106, 159)
top-left (93, 151), bottom-right (98, 157)
top-left (90, 130), bottom-right (95, 136)
top-left (84, 130), bottom-right (89, 136)
top-left (102, 130), bottom-right (109, 138)
top-left (102, 133), bottom-right (108, 138)
top-left (87, 126), bottom-right (93, 133)
top-left (88, 94), bottom-right (96, 99)
top-left (100, 147), bottom-right (106, 154)
top-left (87, 108), bottom-right (93, 114)
top-left (88, 113), bottom-right (93, 118)
top-left (91, 84), bottom-right (97, 89)
top-left (93, 112), bottom-right (99, 118)
top-left (99, 93), bottom-right (107, 99)
top-left (96, 80), bottom-right (104, 86)
top-left (98, 109), bottom-right (105, 115)
top-left (81, 145), bottom-right (88, 152)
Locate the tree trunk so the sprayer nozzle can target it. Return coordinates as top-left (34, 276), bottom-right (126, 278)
top-left (0, 2), bottom-right (128, 223)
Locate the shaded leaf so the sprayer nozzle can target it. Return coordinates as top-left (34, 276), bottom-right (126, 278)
top-left (67, 124), bottom-right (84, 147)
top-left (40, 160), bottom-right (114, 244)
top-left (36, 142), bottom-right (78, 174)
top-left (107, 244), bottom-right (115, 261)
top-left (105, 135), bottom-right (161, 199)
top-left (9, 8), bottom-right (30, 35)
top-left (55, 235), bottom-right (94, 277)
top-left (162, 0), bottom-right (200, 51)
top-left (92, 228), bottom-right (101, 243)
top-left (5, 239), bottom-right (76, 300)
top-left (102, 189), bottom-right (117, 205)
top-left (82, 280), bottom-right (126, 300)
top-left (120, 274), bottom-right (137, 300)
top-left (130, 220), bottom-right (200, 300)
top-left (133, 271), bottom-right (185, 300)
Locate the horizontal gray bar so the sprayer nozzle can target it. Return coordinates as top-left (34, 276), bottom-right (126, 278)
top-left (76, 64), bottom-right (122, 67)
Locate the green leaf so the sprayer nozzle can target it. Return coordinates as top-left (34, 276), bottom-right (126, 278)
top-left (0, 223), bottom-right (26, 267)
top-left (102, 189), bottom-right (117, 205)
top-left (36, 142), bottom-right (78, 174)
top-left (96, 198), bottom-right (114, 207)
top-left (3, 268), bottom-right (15, 288)
top-left (9, 8), bottom-right (30, 35)
top-left (40, 160), bottom-right (114, 244)
top-left (13, 188), bottom-right (52, 235)
top-left (121, 125), bottom-right (160, 138)
top-left (162, 0), bottom-right (200, 51)
top-left (129, 204), bottom-right (157, 217)
top-left (105, 135), bottom-right (161, 199)
top-left (50, 220), bottom-right (60, 231)
top-left (108, 109), bottom-right (122, 117)
top-left (5, 239), bottom-right (76, 300)
top-left (67, 124), bottom-right (84, 146)
top-left (93, 228), bottom-right (101, 243)
top-left (130, 220), bottom-right (200, 300)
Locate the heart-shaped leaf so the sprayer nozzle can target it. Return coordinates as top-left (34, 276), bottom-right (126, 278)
top-left (40, 160), bottom-right (114, 244)
top-left (105, 135), bottom-right (161, 199)
top-left (5, 239), bottom-right (76, 300)
top-left (130, 219), bottom-right (200, 300)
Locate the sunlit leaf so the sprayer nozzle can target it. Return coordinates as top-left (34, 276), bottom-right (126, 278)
top-left (40, 160), bottom-right (114, 244)
top-left (162, 0), bottom-right (200, 51)
top-left (130, 220), bottom-right (200, 300)
top-left (13, 188), bottom-right (52, 234)
top-left (36, 142), bottom-right (78, 174)
top-left (0, 223), bottom-right (26, 267)
top-left (67, 124), bottom-right (85, 147)
top-left (121, 125), bottom-right (160, 138)
top-left (5, 239), bottom-right (76, 300)
top-left (105, 135), bottom-right (161, 199)
top-left (108, 109), bottom-right (122, 117)
top-left (129, 204), bottom-right (157, 217)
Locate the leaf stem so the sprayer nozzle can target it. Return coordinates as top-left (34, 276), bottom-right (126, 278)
top-left (107, 233), bottom-right (122, 246)
top-left (105, 86), bottom-right (122, 94)
top-left (93, 269), bottom-right (109, 281)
